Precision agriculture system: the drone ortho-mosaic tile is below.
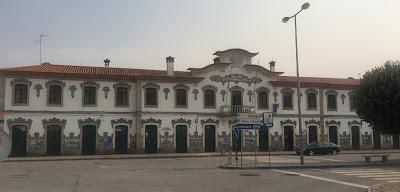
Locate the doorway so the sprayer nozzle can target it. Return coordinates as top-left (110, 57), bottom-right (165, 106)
top-left (308, 126), bottom-right (318, 144)
top-left (328, 126), bottom-right (338, 145)
top-left (204, 125), bottom-right (216, 152)
top-left (82, 125), bottom-right (97, 155)
top-left (393, 134), bottom-right (400, 149)
top-left (47, 125), bottom-right (62, 156)
top-left (351, 126), bottom-right (360, 150)
top-left (232, 129), bottom-right (242, 152)
top-left (11, 125), bottom-right (27, 157)
top-left (259, 127), bottom-right (269, 152)
top-left (145, 125), bottom-right (157, 154)
top-left (115, 125), bottom-right (128, 154)
top-left (175, 125), bottom-right (187, 153)
top-left (373, 129), bottom-right (381, 149)
top-left (284, 126), bottom-right (294, 151)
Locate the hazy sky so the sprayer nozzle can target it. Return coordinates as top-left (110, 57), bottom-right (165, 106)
top-left (0, 0), bottom-right (399, 78)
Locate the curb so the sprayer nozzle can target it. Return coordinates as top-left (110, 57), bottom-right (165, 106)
top-left (219, 161), bottom-right (400, 170)
top-left (368, 183), bottom-right (400, 192)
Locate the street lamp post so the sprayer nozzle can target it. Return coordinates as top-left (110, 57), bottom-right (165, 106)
top-left (282, 2), bottom-right (310, 165)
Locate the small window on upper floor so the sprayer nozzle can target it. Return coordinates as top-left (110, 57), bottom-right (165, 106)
top-left (282, 91), bottom-right (293, 110)
top-left (176, 88), bottom-right (187, 107)
top-left (83, 86), bottom-right (97, 105)
top-left (145, 87), bottom-right (158, 107)
top-left (327, 94), bottom-right (337, 111)
top-left (116, 87), bottom-right (128, 106)
top-left (257, 90), bottom-right (269, 109)
top-left (204, 89), bottom-right (216, 108)
top-left (48, 85), bottom-right (62, 105)
top-left (307, 92), bottom-right (317, 110)
top-left (349, 94), bottom-right (356, 111)
top-left (14, 84), bottom-right (28, 104)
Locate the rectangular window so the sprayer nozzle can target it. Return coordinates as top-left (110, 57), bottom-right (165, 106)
top-left (48, 85), bottom-right (62, 105)
top-left (349, 94), bottom-right (356, 111)
top-left (204, 89), bottom-right (216, 108)
top-left (283, 92), bottom-right (293, 109)
top-left (83, 86), bottom-right (96, 105)
top-left (116, 87), bottom-right (128, 106)
top-left (14, 84), bottom-right (28, 104)
top-left (176, 89), bottom-right (187, 107)
top-left (145, 87), bottom-right (157, 106)
top-left (327, 94), bottom-right (337, 110)
top-left (258, 91), bottom-right (268, 109)
top-left (307, 92), bottom-right (317, 110)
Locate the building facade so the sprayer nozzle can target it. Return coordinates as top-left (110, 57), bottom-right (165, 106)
top-left (0, 48), bottom-right (397, 157)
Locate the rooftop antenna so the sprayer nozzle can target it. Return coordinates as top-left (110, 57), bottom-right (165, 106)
top-left (34, 33), bottom-right (50, 64)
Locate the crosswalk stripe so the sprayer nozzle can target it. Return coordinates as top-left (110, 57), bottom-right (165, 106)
top-left (331, 170), bottom-right (394, 174)
top-left (343, 172), bottom-right (398, 176)
top-left (358, 174), bottom-right (400, 178)
top-left (373, 177), bottom-right (400, 180)
top-left (387, 181), bottom-right (400, 183)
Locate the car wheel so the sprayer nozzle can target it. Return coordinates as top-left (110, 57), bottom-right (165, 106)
top-left (309, 151), bottom-right (314, 156)
top-left (332, 150), bottom-right (337, 155)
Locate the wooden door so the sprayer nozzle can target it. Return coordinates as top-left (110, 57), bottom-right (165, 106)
top-left (115, 125), bottom-right (128, 154)
top-left (205, 125), bottom-right (216, 152)
top-left (11, 125), bottom-right (27, 157)
top-left (175, 125), bottom-right (187, 153)
top-left (145, 125), bottom-right (157, 154)
top-left (82, 125), bottom-right (96, 155)
top-left (47, 125), bottom-right (62, 156)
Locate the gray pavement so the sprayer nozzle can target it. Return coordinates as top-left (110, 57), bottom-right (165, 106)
top-left (2, 153), bottom-right (400, 192)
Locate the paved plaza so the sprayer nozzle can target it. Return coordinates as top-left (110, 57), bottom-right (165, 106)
top-left (1, 153), bottom-right (400, 192)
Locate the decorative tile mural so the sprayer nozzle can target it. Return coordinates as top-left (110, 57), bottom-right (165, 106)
top-left (30, 132), bottom-right (44, 152)
top-left (362, 132), bottom-right (372, 145)
top-left (64, 132), bottom-right (80, 150)
top-left (189, 131), bottom-right (203, 152)
top-left (383, 135), bottom-right (392, 145)
top-left (271, 132), bottom-right (282, 149)
top-left (340, 132), bottom-right (350, 147)
top-left (99, 132), bottom-right (112, 151)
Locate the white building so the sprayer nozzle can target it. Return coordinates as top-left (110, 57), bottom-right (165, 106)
top-left (0, 48), bottom-right (395, 157)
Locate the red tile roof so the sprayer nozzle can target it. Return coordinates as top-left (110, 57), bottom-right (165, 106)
top-left (0, 63), bottom-right (191, 77)
top-left (0, 63), bottom-right (360, 87)
top-left (274, 76), bottom-right (360, 88)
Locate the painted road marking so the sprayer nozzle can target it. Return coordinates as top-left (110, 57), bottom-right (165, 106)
top-left (308, 157), bottom-right (347, 162)
top-left (328, 168), bottom-right (400, 183)
top-left (272, 169), bottom-right (369, 189)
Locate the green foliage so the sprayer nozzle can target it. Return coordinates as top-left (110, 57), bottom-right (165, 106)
top-left (354, 60), bottom-right (400, 135)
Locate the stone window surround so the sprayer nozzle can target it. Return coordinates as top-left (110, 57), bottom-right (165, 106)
top-left (143, 82), bottom-right (160, 108)
top-left (202, 85), bottom-right (217, 109)
top-left (305, 88), bottom-right (318, 111)
top-left (325, 90), bottom-right (338, 111)
top-left (81, 81), bottom-right (99, 107)
top-left (45, 80), bottom-right (65, 107)
top-left (281, 87), bottom-right (294, 110)
top-left (229, 85), bottom-right (244, 106)
top-left (173, 84), bottom-right (189, 108)
top-left (114, 82), bottom-right (131, 107)
top-left (11, 79), bottom-right (32, 106)
top-left (256, 87), bottom-right (270, 110)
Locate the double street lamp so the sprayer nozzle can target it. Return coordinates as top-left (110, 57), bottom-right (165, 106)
top-left (282, 2), bottom-right (310, 165)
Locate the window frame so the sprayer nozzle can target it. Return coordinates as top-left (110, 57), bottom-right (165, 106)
top-left (202, 85), bottom-right (217, 109)
top-left (305, 89), bottom-right (318, 111)
top-left (281, 87), bottom-right (294, 110)
top-left (114, 82), bottom-right (131, 107)
top-left (173, 84), bottom-right (189, 108)
top-left (81, 81), bottom-right (99, 107)
top-left (46, 80), bottom-right (65, 107)
top-left (11, 79), bottom-right (32, 106)
top-left (326, 90), bottom-right (338, 111)
top-left (143, 82), bottom-right (159, 108)
top-left (348, 92), bottom-right (356, 112)
top-left (256, 87), bottom-right (269, 110)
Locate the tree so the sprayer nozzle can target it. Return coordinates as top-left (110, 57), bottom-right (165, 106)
top-left (354, 60), bottom-right (400, 135)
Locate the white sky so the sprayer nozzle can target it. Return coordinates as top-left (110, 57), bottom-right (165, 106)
top-left (0, 0), bottom-right (399, 78)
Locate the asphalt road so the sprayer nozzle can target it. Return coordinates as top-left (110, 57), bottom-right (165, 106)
top-left (0, 154), bottom-right (399, 192)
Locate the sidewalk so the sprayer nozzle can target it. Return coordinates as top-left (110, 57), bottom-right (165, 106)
top-left (3, 149), bottom-right (400, 162)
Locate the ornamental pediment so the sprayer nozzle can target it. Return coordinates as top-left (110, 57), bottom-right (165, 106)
top-left (210, 74), bottom-right (262, 86)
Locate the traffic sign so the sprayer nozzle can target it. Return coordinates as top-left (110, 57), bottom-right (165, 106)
top-left (236, 113), bottom-right (263, 125)
top-left (263, 112), bottom-right (273, 127)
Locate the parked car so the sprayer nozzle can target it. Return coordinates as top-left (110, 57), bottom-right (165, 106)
top-left (296, 142), bottom-right (341, 156)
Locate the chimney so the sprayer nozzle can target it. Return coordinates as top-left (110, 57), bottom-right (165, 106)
top-left (166, 56), bottom-right (174, 76)
top-left (269, 60), bottom-right (276, 72)
top-left (213, 57), bottom-right (220, 64)
top-left (104, 58), bottom-right (110, 68)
